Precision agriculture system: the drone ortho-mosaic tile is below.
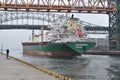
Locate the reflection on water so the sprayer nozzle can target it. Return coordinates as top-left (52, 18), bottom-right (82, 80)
top-left (9, 51), bottom-right (120, 80)
top-left (106, 57), bottom-right (120, 80)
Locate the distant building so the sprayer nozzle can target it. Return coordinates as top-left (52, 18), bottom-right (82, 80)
top-left (89, 37), bottom-right (109, 51)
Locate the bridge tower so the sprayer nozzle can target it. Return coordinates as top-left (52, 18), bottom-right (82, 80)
top-left (109, 0), bottom-right (120, 50)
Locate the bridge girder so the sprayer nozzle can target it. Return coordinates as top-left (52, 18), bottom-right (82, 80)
top-left (0, 0), bottom-right (116, 13)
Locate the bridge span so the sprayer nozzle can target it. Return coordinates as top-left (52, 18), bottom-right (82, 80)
top-left (0, 0), bottom-right (116, 13)
top-left (0, 25), bottom-right (108, 34)
top-left (0, 25), bottom-right (108, 31)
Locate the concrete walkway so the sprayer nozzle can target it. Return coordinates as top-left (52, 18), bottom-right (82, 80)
top-left (0, 54), bottom-right (60, 80)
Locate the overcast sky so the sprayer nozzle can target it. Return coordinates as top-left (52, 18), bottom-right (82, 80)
top-left (75, 13), bottom-right (109, 26)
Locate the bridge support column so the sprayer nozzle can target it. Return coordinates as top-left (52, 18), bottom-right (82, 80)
top-left (109, 0), bottom-right (120, 50)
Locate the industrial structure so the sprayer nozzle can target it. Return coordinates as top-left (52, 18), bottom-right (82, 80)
top-left (109, 0), bottom-right (120, 50)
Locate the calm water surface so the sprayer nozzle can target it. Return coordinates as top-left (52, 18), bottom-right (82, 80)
top-left (8, 50), bottom-right (120, 80)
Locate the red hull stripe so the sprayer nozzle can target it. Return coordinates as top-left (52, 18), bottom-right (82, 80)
top-left (23, 50), bottom-right (80, 57)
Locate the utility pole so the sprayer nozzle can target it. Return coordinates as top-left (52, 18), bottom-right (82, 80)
top-left (1, 43), bottom-right (3, 54)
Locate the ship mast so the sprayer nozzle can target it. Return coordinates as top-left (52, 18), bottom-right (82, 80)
top-left (41, 26), bottom-right (44, 42)
top-left (41, 12), bottom-right (44, 42)
top-left (32, 30), bottom-right (34, 42)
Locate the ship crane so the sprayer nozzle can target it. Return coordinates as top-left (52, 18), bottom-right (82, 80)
top-left (31, 29), bottom-right (44, 42)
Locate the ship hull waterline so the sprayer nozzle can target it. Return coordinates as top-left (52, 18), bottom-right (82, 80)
top-left (22, 42), bottom-right (96, 57)
top-left (23, 50), bottom-right (81, 57)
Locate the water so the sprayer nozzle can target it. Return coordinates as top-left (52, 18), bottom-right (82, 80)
top-left (8, 50), bottom-right (120, 80)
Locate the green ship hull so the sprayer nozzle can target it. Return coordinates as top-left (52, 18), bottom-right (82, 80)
top-left (22, 41), bottom-right (96, 57)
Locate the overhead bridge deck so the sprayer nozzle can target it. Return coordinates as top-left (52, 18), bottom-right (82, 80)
top-left (0, 25), bottom-right (108, 31)
top-left (0, 25), bottom-right (50, 30)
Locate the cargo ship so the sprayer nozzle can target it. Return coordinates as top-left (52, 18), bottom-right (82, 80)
top-left (22, 15), bottom-right (96, 57)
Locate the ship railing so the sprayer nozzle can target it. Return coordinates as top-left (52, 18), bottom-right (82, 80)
top-left (78, 37), bottom-right (95, 42)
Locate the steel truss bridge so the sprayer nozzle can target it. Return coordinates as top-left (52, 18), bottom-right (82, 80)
top-left (0, 0), bottom-right (116, 13)
top-left (0, 11), bottom-right (108, 34)
top-left (0, 0), bottom-right (118, 50)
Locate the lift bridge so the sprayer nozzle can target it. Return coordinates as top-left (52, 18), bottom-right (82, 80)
top-left (0, 0), bottom-right (119, 50)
